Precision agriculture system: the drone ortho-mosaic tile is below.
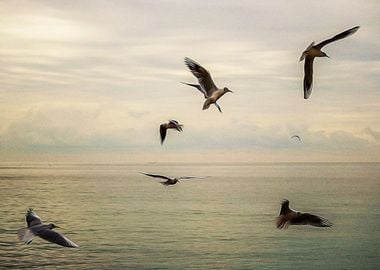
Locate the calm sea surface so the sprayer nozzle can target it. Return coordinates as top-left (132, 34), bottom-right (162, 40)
top-left (0, 163), bottom-right (379, 269)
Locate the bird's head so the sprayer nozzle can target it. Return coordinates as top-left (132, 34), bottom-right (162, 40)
top-left (223, 87), bottom-right (233, 93)
top-left (49, 223), bottom-right (60, 229)
top-left (321, 52), bottom-right (330, 58)
top-left (281, 199), bottom-right (289, 206)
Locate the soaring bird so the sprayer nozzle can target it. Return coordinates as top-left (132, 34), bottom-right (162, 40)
top-left (291, 135), bottom-right (301, 141)
top-left (182, 57), bottom-right (233, 112)
top-left (300, 26), bottom-right (360, 99)
top-left (140, 172), bottom-right (205, 186)
top-left (277, 199), bottom-right (332, 229)
top-left (159, 120), bottom-right (183, 145)
top-left (18, 209), bottom-right (78, 248)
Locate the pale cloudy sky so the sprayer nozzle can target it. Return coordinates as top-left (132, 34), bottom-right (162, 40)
top-left (0, 0), bottom-right (379, 162)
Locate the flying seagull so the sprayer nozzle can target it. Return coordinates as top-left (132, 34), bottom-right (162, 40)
top-left (18, 208), bottom-right (79, 248)
top-left (291, 135), bottom-right (301, 141)
top-left (277, 199), bottom-right (332, 229)
top-left (300, 26), bottom-right (360, 99)
top-left (160, 120), bottom-right (183, 145)
top-left (182, 57), bottom-right (233, 113)
top-left (140, 172), bottom-right (206, 186)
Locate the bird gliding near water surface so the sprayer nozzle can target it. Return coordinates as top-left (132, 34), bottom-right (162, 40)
top-left (300, 26), bottom-right (360, 99)
top-left (140, 172), bottom-right (206, 186)
top-left (182, 57), bottom-right (233, 113)
top-left (277, 199), bottom-right (332, 229)
top-left (18, 209), bottom-right (79, 248)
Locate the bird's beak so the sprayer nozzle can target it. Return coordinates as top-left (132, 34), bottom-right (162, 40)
top-left (228, 90), bottom-right (234, 93)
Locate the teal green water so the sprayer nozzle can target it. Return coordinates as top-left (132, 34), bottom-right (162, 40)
top-left (0, 163), bottom-right (379, 269)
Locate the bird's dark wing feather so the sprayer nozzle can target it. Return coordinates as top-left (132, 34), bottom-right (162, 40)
top-left (141, 173), bottom-right (172, 181)
top-left (38, 229), bottom-right (79, 248)
top-left (159, 124), bottom-right (167, 145)
top-left (303, 56), bottom-right (314, 99)
top-left (315, 26), bottom-right (360, 49)
top-left (26, 209), bottom-right (42, 227)
top-left (169, 120), bottom-right (183, 132)
top-left (291, 135), bottom-right (301, 141)
top-left (177, 176), bottom-right (205, 180)
top-left (290, 213), bottom-right (332, 227)
top-left (184, 57), bottom-right (217, 97)
top-left (181, 82), bottom-right (208, 98)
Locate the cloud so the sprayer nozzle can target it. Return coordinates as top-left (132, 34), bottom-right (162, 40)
top-left (0, 0), bottom-right (379, 162)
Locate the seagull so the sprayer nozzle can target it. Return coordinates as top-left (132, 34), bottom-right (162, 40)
top-left (291, 135), bottom-right (301, 141)
top-left (140, 172), bottom-right (206, 186)
top-left (18, 208), bottom-right (79, 248)
top-left (182, 57), bottom-right (233, 113)
top-left (160, 120), bottom-right (183, 145)
top-left (277, 199), bottom-right (332, 229)
top-left (300, 26), bottom-right (360, 99)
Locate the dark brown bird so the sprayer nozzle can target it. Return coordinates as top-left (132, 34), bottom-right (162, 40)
top-left (159, 119), bottom-right (183, 145)
top-left (277, 199), bottom-right (332, 229)
top-left (300, 26), bottom-right (360, 99)
top-left (18, 209), bottom-right (78, 248)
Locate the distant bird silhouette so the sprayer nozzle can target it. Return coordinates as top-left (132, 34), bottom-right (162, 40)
top-left (182, 57), bottom-right (233, 112)
top-left (277, 199), bottom-right (332, 229)
top-left (291, 135), bottom-right (301, 141)
top-left (140, 172), bottom-right (205, 186)
top-left (300, 26), bottom-right (360, 99)
top-left (18, 209), bottom-right (78, 248)
top-left (160, 120), bottom-right (183, 145)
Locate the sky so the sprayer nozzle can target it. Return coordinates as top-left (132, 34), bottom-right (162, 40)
top-left (0, 0), bottom-right (379, 163)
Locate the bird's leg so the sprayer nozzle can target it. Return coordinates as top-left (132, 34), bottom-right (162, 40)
top-left (215, 102), bottom-right (222, 113)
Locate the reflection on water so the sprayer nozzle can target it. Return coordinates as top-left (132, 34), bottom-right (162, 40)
top-left (0, 163), bottom-right (379, 269)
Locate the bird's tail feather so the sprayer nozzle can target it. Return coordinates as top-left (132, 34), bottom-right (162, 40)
top-left (18, 227), bottom-right (35, 245)
top-left (203, 99), bottom-right (212, 110)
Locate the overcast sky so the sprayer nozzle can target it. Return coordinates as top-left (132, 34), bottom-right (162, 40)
top-left (0, 0), bottom-right (379, 162)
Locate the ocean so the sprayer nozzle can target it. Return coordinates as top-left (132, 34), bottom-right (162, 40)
top-left (0, 163), bottom-right (379, 269)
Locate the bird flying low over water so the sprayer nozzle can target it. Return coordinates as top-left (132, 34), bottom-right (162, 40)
top-left (18, 209), bottom-right (78, 248)
top-left (277, 199), bottom-right (332, 229)
top-left (291, 135), bottom-right (301, 141)
top-left (300, 26), bottom-right (360, 99)
top-left (140, 172), bottom-right (206, 186)
top-left (160, 120), bottom-right (183, 145)
top-left (182, 57), bottom-right (233, 113)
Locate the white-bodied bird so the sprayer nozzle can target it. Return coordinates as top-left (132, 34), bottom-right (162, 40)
top-left (182, 57), bottom-right (233, 112)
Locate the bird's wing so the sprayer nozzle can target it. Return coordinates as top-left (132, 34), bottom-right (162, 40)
top-left (290, 213), bottom-right (332, 227)
top-left (291, 135), bottom-right (301, 141)
top-left (276, 210), bottom-right (298, 229)
top-left (18, 228), bottom-right (35, 245)
top-left (177, 176), bottom-right (206, 180)
top-left (184, 57), bottom-right (217, 97)
top-left (38, 229), bottom-right (79, 248)
top-left (303, 56), bottom-right (314, 99)
top-left (159, 124), bottom-right (167, 145)
top-left (140, 172), bottom-right (172, 181)
top-left (169, 120), bottom-right (183, 132)
top-left (315, 26), bottom-right (360, 49)
top-left (26, 209), bottom-right (42, 227)
top-left (181, 82), bottom-right (208, 98)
